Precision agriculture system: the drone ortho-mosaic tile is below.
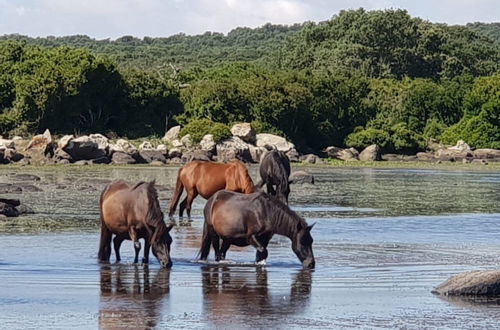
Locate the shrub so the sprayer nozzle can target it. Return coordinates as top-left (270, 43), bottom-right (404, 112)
top-left (345, 128), bottom-right (390, 150)
top-left (389, 123), bottom-right (426, 153)
top-left (180, 118), bottom-right (231, 144)
top-left (423, 118), bottom-right (447, 140)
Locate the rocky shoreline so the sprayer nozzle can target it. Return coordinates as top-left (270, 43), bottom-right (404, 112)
top-left (1, 123), bottom-right (499, 166)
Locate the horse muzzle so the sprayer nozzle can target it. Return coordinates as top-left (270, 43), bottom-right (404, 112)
top-left (160, 259), bottom-right (172, 268)
top-left (303, 258), bottom-right (315, 269)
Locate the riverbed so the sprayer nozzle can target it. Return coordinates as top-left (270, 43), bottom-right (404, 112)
top-left (1, 165), bottom-right (500, 329)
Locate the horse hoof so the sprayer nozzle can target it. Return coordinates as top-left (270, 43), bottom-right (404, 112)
top-left (142, 258), bottom-right (149, 264)
top-left (255, 260), bottom-right (267, 266)
top-left (134, 242), bottom-right (141, 249)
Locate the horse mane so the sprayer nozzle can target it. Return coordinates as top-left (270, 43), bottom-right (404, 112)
top-left (136, 180), bottom-right (167, 245)
top-left (260, 193), bottom-right (306, 237)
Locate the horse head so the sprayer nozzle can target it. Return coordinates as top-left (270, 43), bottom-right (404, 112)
top-left (152, 223), bottom-right (174, 268)
top-left (292, 222), bottom-right (315, 269)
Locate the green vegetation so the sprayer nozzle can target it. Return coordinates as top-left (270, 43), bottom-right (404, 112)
top-left (0, 9), bottom-right (499, 152)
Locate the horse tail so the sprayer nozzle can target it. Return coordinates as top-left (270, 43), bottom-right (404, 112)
top-left (275, 152), bottom-right (291, 203)
top-left (98, 183), bottom-right (113, 262)
top-left (197, 195), bottom-right (215, 260)
top-left (168, 168), bottom-right (185, 218)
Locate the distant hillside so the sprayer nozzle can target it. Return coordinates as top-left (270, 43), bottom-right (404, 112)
top-left (467, 22), bottom-right (500, 43)
top-left (0, 23), bottom-right (303, 70)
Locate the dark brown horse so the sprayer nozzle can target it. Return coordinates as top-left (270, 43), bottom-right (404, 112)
top-left (168, 160), bottom-right (255, 219)
top-left (98, 180), bottom-right (174, 268)
top-left (198, 190), bottom-right (315, 269)
top-left (257, 150), bottom-right (291, 204)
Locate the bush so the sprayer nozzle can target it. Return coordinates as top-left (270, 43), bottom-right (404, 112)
top-left (389, 123), bottom-right (426, 153)
top-left (423, 118), bottom-right (447, 140)
top-left (345, 128), bottom-right (390, 150)
top-left (180, 118), bottom-right (231, 144)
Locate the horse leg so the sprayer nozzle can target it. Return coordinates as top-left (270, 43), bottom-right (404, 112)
top-left (129, 227), bottom-right (141, 264)
top-left (255, 235), bottom-right (271, 265)
top-left (249, 235), bottom-right (265, 252)
top-left (142, 238), bottom-right (150, 264)
top-left (199, 224), bottom-right (213, 261)
top-left (212, 236), bottom-right (221, 262)
top-left (179, 197), bottom-right (187, 218)
top-left (98, 224), bottom-right (112, 263)
top-left (220, 240), bottom-right (231, 260)
top-left (185, 190), bottom-right (198, 219)
top-left (113, 236), bottom-right (124, 262)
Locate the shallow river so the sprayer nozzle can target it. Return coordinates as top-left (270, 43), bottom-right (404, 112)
top-left (1, 165), bottom-right (500, 329)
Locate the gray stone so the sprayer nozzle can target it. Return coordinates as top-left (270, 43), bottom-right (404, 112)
top-left (286, 148), bottom-right (300, 163)
top-left (0, 138), bottom-right (15, 149)
top-left (200, 134), bottom-right (216, 153)
top-left (64, 136), bottom-right (107, 161)
top-left (168, 147), bottom-right (182, 159)
top-left (163, 126), bottom-right (181, 142)
top-left (111, 152), bottom-right (136, 165)
top-left (324, 146), bottom-right (359, 161)
top-left (139, 141), bottom-right (154, 151)
top-left (109, 139), bottom-right (137, 155)
top-left (230, 123), bottom-right (256, 144)
top-left (57, 135), bottom-right (74, 150)
top-left (303, 154), bottom-right (319, 164)
top-left (156, 144), bottom-right (168, 155)
top-left (359, 144), bottom-right (381, 161)
top-left (180, 134), bottom-right (193, 148)
top-left (255, 133), bottom-right (294, 152)
top-left (216, 137), bottom-right (252, 162)
top-left (289, 171), bottom-right (315, 184)
top-left (416, 152), bottom-right (435, 161)
top-left (139, 150), bottom-right (167, 164)
top-left (433, 270), bottom-right (500, 296)
top-left (182, 150), bottom-right (211, 163)
top-left (473, 149), bottom-right (500, 160)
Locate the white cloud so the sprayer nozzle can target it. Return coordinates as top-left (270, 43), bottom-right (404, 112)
top-left (0, 0), bottom-right (498, 39)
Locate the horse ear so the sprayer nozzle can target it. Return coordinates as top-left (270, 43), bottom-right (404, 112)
top-left (306, 223), bottom-right (316, 231)
top-left (166, 223), bottom-right (174, 232)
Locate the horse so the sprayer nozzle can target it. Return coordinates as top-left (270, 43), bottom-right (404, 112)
top-left (198, 190), bottom-right (315, 269)
top-left (98, 180), bottom-right (174, 268)
top-left (256, 150), bottom-right (291, 204)
top-left (168, 160), bottom-right (255, 219)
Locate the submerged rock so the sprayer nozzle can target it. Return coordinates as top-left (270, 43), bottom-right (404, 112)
top-left (289, 171), bottom-right (315, 184)
top-left (433, 271), bottom-right (500, 296)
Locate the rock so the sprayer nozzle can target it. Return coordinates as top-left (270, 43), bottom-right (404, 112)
top-left (449, 140), bottom-right (471, 152)
top-left (73, 160), bottom-right (90, 165)
top-left (163, 126), bottom-right (181, 142)
top-left (289, 171), bottom-right (315, 184)
top-left (255, 133), bottom-right (295, 153)
top-left (182, 150), bottom-right (211, 163)
top-left (150, 160), bottom-right (165, 166)
top-left (433, 270), bottom-right (500, 296)
top-left (286, 148), bottom-right (300, 163)
top-left (171, 139), bottom-right (183, 148)
top-left (403, 155), bottom-right (418, 161)
top-left (230, 123), bottom-right (256, 144)
top-left (0, 198), bottom-right (20, 206)
top-left (58, 159), bottom-right (70, 165)
top-left (324, 146), bottom-right (359, 161)
top-left (139, 141), bottom-right (154, 151)
top-left (473, 149), bottom-right (500, 160)
top-left (111, 152), bottom-right (136, 165)
top-left (64, 135), bottom-right (107, 161)
top-left (168, 148), bottom-right (182, 159)
top-left (88, 134), bottom-right (110, 151)
top-left (139, 150), bottom-right (167, 164)
top-left (169, 157), bottom-right (182, 164)
top-left (471, 159), bottom-right (488, 165)
top-left (0, 201), bottom-right (19, 217)
top-left (3, 148), bottom-right (24, 162)
top-left (0, 138), bottom-right (15, 149)
top-left (0, 183), bottom-right (22, 194)
top-left (216, 137), bottom-right (252, 163)
top-left (180, 134), bottom-right (193, 148)
top-left (302, 154), bottom-right (319, 164)
top-left (382, 154), bottom-right (404, 161)
top-left (249, 146), bottom-right (267, 163)
top-left (54, 148), bottom-right (72, 161)
top-left (156, 144), bottom-right (168, 155)
top-left (427, 138), bottom-right (446, 152)
top-left (359, 144), bottom-right (381, 161)
top-left (18, 184), bottom-right (43, 192)
top-left (435, 149), bottom-right (473, 161)
top-left (16, 204), bottom-right (34, 215)
top-left (57, 135), bottom-right (74, 150)
top-left (26, 129), bottom-right (54, 159)
top-left (416, 152), bottom-right (435, 161)
top-left (90, 156), bottom-right (111, 164)
top-left (200, 134), bottom-right (216, 153)
top-left (109, 139), bottom-right (137, 155)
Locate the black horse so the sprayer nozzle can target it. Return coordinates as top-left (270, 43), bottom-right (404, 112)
top-left (257, 150), bottom-right (291, 204)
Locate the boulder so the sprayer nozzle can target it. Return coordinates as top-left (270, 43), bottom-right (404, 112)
top-left (109, 139), bottom-right (137, 155)
top-left (64, 136), bottom-right (107, 161)
top-left (111, 152), bottom-right (136, 165)
top-left (449, 140), bottom-right (471, 152)
top-left (249, 146), bottom-right (267, 163)
top-left (54, 148), bottom-right (72, 162)
top-left (3, 148), bottom-right (24, 162)
top-left (0, 183), bottom-right (22, 194)
top-left (88, 134), bottom-right (110, 151)
top-left (289, 171), bottom-right (315, 184)
top-left (200, 134), bottom-right (216, 153)
top-left (156, 144), bottom-right (168, 155)
top-left (382, 154), bottom-right (404, 161)
top-left (473, 149), bottom-right (500, 160)
top-left (168, 148), bottom-right (182, 159)
top-left (0, 201), bottom-right (20, 217)
top-left (169, 157), bottom-right (182, 164)
top-left (163, 126), bottom-right (181, 143)
top-left (255, 133), bottom-right (294, 153)
top-left (324, 146), bottom-right (359, 161)
top-left (180, 134), bottom-right (193, 148)
top-left (433, 271), bottom-right (500, 296)
top-left (139, 150), bottom-right (167, 164)
top-left (216, 137), bottom-right (252, 163)
top-left (57, 135), bottom-right (74, 150)
top-left (150, 160), bottom-right (165, 166)
top-left (302, 154), bottom-right (319, 164)
top-left (139, 141), bottom-right (154, 151)
top-left (0, 138), bottom-right (15, 149)
top-left (90, 156), bottom-right (111, 164)
top-left (182, 150), bottom-right (211, 163)
top-left (416, 152), bottom-right (435, 161)
top-left (286, 148), bottom-right (300, 163)
top-left (26, 129), bottom-right (54, 157)
top-left (435, 148), bottom-right (473, 161)
top-left (359, 144), bottom-right (381, 161)
top-left (471, 159), bottom-right (488, 165)
top-left (230, 123), bottom-right (256, 144)
top-left (171, 139), bottom-right (183, 148)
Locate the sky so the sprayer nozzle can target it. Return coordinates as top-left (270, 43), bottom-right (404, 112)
top-left (0, 0), bottom-right (498, 39)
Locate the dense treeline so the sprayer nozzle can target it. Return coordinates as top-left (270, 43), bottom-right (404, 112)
top-left (0, 9), bottom-right (499, 152)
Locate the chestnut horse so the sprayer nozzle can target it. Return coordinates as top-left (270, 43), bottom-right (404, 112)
top-left (256, 150), bottom-right (291, 204)
top-left (98, 180), bottom-right (174, 268)
top-left (198, 190), bottom-right (315, 269)
top-left (168, 160), bottom-right (255, 219)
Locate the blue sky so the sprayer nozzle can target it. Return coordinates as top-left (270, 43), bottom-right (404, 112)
top-left (1, 0), bottom-right (498, 39)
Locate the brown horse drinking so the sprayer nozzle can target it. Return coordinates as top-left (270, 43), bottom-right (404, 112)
top-left (199, 190), bottom-right (315, 269)
top-left (168, 160), bottom-right (255, 219)
top-left (98, 180), bottom-right (173, 268)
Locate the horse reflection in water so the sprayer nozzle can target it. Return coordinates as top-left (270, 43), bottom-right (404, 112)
top-left (99, 265), bottom-right (170, 329)
top-left (202, 266), bottom-right (312, 328)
